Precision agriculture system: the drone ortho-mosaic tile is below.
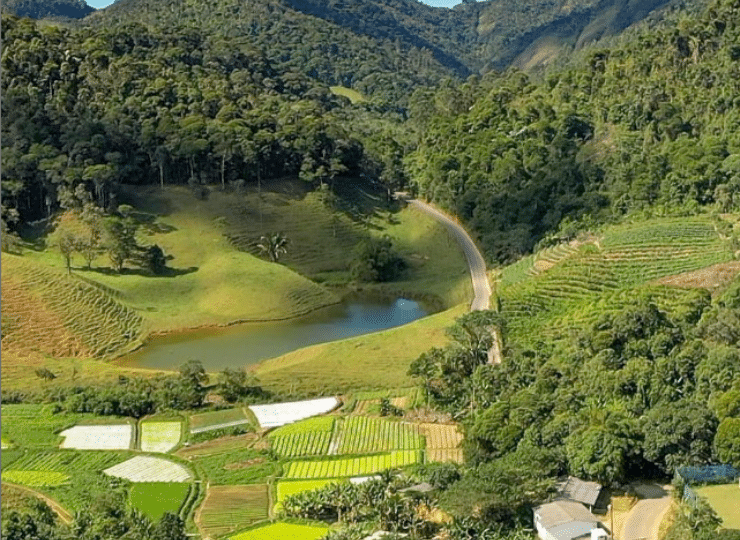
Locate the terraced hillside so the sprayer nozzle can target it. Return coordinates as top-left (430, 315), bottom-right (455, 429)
top-left (498, 217), bottom-right (736, 339)
top-left (1, 254), bottom-right (145, 359)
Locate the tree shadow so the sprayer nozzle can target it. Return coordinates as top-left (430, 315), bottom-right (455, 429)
top-left (82, 265), bottom-right (198, 278)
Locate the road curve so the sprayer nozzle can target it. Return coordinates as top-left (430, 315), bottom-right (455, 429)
top-left (405, 198), bottom-right (491, 311)
top-left (623, 485), bottom-right (672, 540)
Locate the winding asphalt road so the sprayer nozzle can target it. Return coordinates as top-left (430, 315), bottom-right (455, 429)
top-left (404, 198), bottom-right (491, 311)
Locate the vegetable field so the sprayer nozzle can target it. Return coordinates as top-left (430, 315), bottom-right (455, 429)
top-left (335, 416), bottom-right (423, 454)
top-left (269, 417), bottom-right (335, 457)
top-left (104, 456), bottom-right (192, 482)
top-left (285, 450), bottom-right (421, 479)
top-left (140, 421), bottom-right (181, 453)
top-left (2, 471), bottom-right (70, 487)
top-left (129, 482), bottom-right (191, 520)
top-left (275, 480), bottom-right (338, 505)
top-left (197, 484), bottom-right (269, 538)
top-left (229, 522), bottom-right (329, 540)
top-left (1, 405), bottom-right (88, 448)
top-left (192, 448), bottom-right (280, 485)
top-left (189, 408), bottom-right (250, 434)
top-left (60, 424), bottom-right (133, 450)
top-left (418, 423), bottom-right (463, 463)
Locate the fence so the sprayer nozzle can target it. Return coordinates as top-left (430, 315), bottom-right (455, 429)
top-left (676, 464), bottom-right (740, 507)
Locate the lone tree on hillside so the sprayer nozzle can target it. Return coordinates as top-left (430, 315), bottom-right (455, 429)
top-left (258, 232), bottom-right (288, 263)
top-left (58, 232), bottom-right (77, 274)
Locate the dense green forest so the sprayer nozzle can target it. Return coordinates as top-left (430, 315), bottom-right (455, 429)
top-left (408, 0), bottom-right (740, 261)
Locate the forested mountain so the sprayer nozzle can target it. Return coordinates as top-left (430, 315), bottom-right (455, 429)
top-left (1, 0), bottom-right (94, 20)
top-left (407, 0), bottom-right (740, 261)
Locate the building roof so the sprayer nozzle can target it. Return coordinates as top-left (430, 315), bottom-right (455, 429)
top-left (534, 500), bottom-right (599, 531)
top-left (556, 476), bottom-right (603, 506)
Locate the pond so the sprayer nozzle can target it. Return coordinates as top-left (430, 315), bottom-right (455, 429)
top-left (116, 295), bottom-right (429, 372)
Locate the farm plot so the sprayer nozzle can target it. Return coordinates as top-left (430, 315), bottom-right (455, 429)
top-left (60, 424), bottom-right (133, 450)
top-left (285, 450), bottom-right (421, 479)
top-left (176, 433), bottom-right (257, 459)
top-left (418, 423), bottom-right (463, 463)
top-left (249, 397), bottom-right (339, 428)
top-left (104, 456), bottom-right (192, 482)
top-left (3, 451), bottom-right (124, 483)
top-left (1, 405), bottom-right (88, 448)
top-left (335, 416), bottom-right (423, 454)
top-left (129, 483), bottom-right (191, 521)
top-left (140, 421), bottom-right (181, 453)
top-left (268, 416), bottom-right (335, 458)
top-left (198, 484), bottom-right (269, 538)
top-left (190, 408), bottom-right (251, 434)
top-left (275, 479), bottom-right (338, 506)
top-left (230, 522), bottom-right (328, 540)
top-left (192, 448), bottom-right (279, 485)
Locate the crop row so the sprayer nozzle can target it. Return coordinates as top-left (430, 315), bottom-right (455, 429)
top-left (2, 470), bottom-right (70, 487)
top-left (271, 431), bottom-right (332, 457)
top-left (285, 450), bottom-right (421, 479)
top-left (140, 421), bottom-right (181, 453)
top-left (6, 450), bottom-right (124, 474)
top-left (336, 417), bottom-right (423, 454)
top-left (189, 408), bottom-right (249, 432)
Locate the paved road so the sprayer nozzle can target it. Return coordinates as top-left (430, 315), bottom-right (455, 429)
top-left (623, 484), bottom-right (672, 540)
top-left (405, 198), bottom-right (491, 311)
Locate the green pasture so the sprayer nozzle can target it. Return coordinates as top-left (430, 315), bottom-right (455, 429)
top-left (230, 522), bottom-right (329, 540)
top-left (695, 484), bottom-right (740, 529)
top-left (129, 482), bottom-right (191, 521)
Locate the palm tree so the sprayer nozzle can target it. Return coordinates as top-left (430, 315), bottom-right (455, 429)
top-left (257, 232), bottom-right (288, 262)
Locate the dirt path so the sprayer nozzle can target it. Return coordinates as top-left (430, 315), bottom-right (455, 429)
top-left (622, 484), bottom-right (672, 540)
top-left (2, 481), bottom-right (74, 525)
top-left (405, 199), bottom-right (491, 311)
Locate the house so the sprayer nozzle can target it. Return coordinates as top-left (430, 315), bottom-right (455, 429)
top-left (556, 476), bottom-right (605, 511)
top-left (533, 500), bottom-right (610, 540)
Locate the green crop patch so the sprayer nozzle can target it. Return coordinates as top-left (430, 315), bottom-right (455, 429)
top-left (2, 470), bottom-right (70, 487)
top-left (0, 405), bottom-right (93, 448)
top-left (285, 450), bottom-right (421, 479)
top-left (275, 479), bottom-right (338, 505)
top-left (268, 415), bottom-right (335, 459)
top-left (230, 522), bottom-right (328, 540)
top-left (129, 483), bottom-right (190, 521)
top-left (335, 416), bottom-right (423, 455)
top-left (140, 421), bottom-right (182, 453)
top-left (1, 450), bottom-right (131, 512)
top-left (269, 416), bottom-right (335, 436)
top-left (191, 448), bottom-right (280, 484)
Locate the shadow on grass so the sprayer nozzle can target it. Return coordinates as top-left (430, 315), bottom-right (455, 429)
top-left (80, 265), bottom-right (199, 278)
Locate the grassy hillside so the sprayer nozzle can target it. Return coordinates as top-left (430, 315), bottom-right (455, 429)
top-left (3, 180), bottom-right (470, 392)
